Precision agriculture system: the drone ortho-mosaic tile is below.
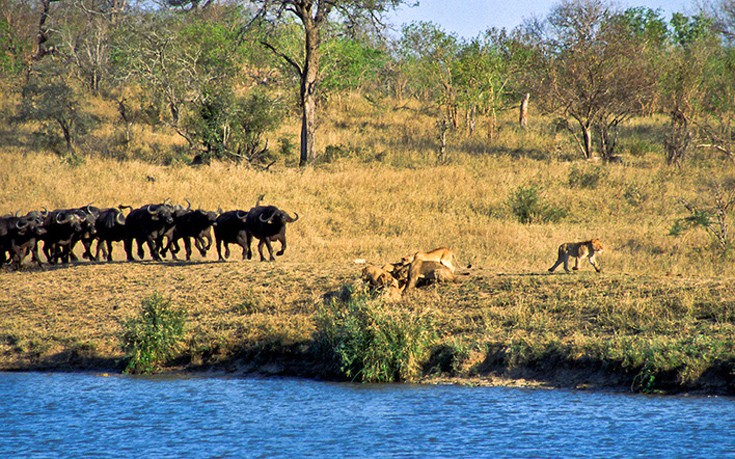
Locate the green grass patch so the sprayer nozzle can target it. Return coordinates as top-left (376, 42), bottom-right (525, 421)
top-left (314, 287), bottom-right (436, 382)
top-left (121, 293), bottom-right (187, 374)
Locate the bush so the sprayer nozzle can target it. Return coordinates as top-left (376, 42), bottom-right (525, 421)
top-left (508, 185), bottom-right (566, 224)
top-left (121, 293), bottom-right (187, 374)
top-left (314, 287), bottom-right (436, 382)
top-left (568, 165), bottom-right (607, 189)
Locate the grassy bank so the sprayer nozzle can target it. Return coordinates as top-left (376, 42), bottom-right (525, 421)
top-left (1, 260), bottom-right (734, 394)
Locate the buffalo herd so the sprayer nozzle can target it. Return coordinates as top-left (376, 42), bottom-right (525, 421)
top-left (0, 199), bottom-right (299, 270)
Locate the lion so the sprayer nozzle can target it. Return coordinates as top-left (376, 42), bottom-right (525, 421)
top-left (400, 247), bottom-right (469, 275)
top-left (361, 265), bottom-right (400, 290)
top-left (548, 238), bottom-right (604, 273)
top-left (400, 247), bottom-right (470, 292)
top-left (402, 260), bottom-right (462, 292)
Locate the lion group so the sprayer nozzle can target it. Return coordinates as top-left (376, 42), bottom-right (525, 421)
top-left (361, 238), bottom-right (604, 298)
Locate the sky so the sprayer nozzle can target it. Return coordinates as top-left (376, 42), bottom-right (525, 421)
top-left (388, 0), bottom-right (698, 38)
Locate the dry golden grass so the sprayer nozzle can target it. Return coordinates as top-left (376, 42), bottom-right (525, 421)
top-left (1, 93), bottom-right (734, 392)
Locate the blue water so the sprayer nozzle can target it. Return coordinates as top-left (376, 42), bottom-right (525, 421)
top-left (1, 373), bottom-right (734, 458)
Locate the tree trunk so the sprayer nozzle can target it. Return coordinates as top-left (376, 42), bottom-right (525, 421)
top-left (519, 93), bottom-right (529, 128)
top-left (299, 18), bottom-right (320, 167)
top-left (487, 108), bottom-right (497, 142)
top-left (582, 125), bottom-right (593, 159)
top-left (58, 118), bottom-right (73, 153)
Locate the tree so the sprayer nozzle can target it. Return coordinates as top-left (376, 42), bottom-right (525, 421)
top-left (319, 34), bottom-right (388, 98)
top-left (662, 13), bottom-right (716, 166)
top-left (112, 8), bottom-right (284, 164)
top-left (0, 0), bottom-right (36, 79)
top-left (397, 21), bottom-right (459, 125)
top-left (452, 28), bottom-right (522, 138)
top-left (250, 0), bottom-right (409, 167)
top-left (694, 3), bottom-right (735, 162)
top-left (55, 0), bottom-right (127, 94)
top-left (532, 0), bottom-right (659, 160)
top-left (18, 60), bottom-right (94, 155)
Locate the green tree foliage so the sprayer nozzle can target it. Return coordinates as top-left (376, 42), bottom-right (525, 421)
top-left (661, 14), bottom-right (718, 166)
top-left (111, 9), bottom-right (283, 163)
top-left (320, 36), bottom-right (388, 95)
top-left (248, 0), bottom-right (411, 166)
top-left (398, 21), bottom-right (460, 120)
top-left (18, 61), bottom-right (95, 155)
top-left (0, 0), bottom-right (43, 79)
top-left (6, 0), bottom-right (735, 171)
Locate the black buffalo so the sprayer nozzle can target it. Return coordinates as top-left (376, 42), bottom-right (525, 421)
top-left (68, 205), bottom-right (100, 262)
top-left (1, 212), bottom-right (46, 269)
top-left (41, 209), bottom-right (84, 264)
top-left (0, 214), bottom-right (18, 265)
top-left (245, 205), bottom-right (299, 262)
top-left (124, 203), bottom-right (176, 261)
top-left (94, 206), bottom-right (128, 261)
top-left (7, 212), bottom-right (47, 269)
top-left (162, 205), bottom-right (218, 261)
top-left (213, 210), bottom-right (249, 261)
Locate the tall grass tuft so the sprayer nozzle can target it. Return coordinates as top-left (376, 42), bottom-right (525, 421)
top-left (121, 293), bottom-right (187, 374)
top-left (314, 287), bottom-right (436, 382)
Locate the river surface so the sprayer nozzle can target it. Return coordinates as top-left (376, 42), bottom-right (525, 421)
top-left (1, 372), bottom-right (734, 458)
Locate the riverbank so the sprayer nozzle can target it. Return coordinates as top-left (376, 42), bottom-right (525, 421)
top-left (2, 261), bottom-right (734, 395)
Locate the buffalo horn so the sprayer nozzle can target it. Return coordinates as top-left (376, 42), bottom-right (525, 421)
top-left (236, 210), bottom-right (247, 220)
top-left (259, 209), bottom-right (277, 223)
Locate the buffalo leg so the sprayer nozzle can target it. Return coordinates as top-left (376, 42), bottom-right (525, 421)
top-left (106, 240), bottom-right (114, 261)
top-left (183, 237), bottom-right (192, 261)
top-left (124, 238), bottom-right (135, 261)
top-left (245, 233), bottom-right (253, 260)
top-left (136, 238), bottom-right (146, 260)
top-left (274, 235), bottom-right (286, 257)
top-left (146, 236), bottom-right (161, 261)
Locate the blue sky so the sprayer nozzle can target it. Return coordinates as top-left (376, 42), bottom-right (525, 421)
top-left (388, 0), bottom-right (698, 38)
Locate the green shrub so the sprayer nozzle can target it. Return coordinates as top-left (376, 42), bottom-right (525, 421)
top-left (568, 165), bottom-right (607, 189)
top-left (508, 185), bottom-right (566, 224)
top-left (623, 184), bottom-right (648, 207)
top-left (121, 293), bottom-right (187, 374)
top-left (314, 288), bottom-right (436, 382)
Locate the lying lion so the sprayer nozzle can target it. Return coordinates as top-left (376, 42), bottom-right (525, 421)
top-left (361, 265), bottom-right (400, 290)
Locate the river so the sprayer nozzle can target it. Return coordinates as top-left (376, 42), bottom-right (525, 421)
top-left (1, 372), bottom-right (734, 458)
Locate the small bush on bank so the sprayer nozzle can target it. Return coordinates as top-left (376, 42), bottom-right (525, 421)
top-left (508, 184), bottom-right (566, 224)
top-left (121, 293), bottom-right (187, 374)
top-left (314, 287), bottom-right (436, 382)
